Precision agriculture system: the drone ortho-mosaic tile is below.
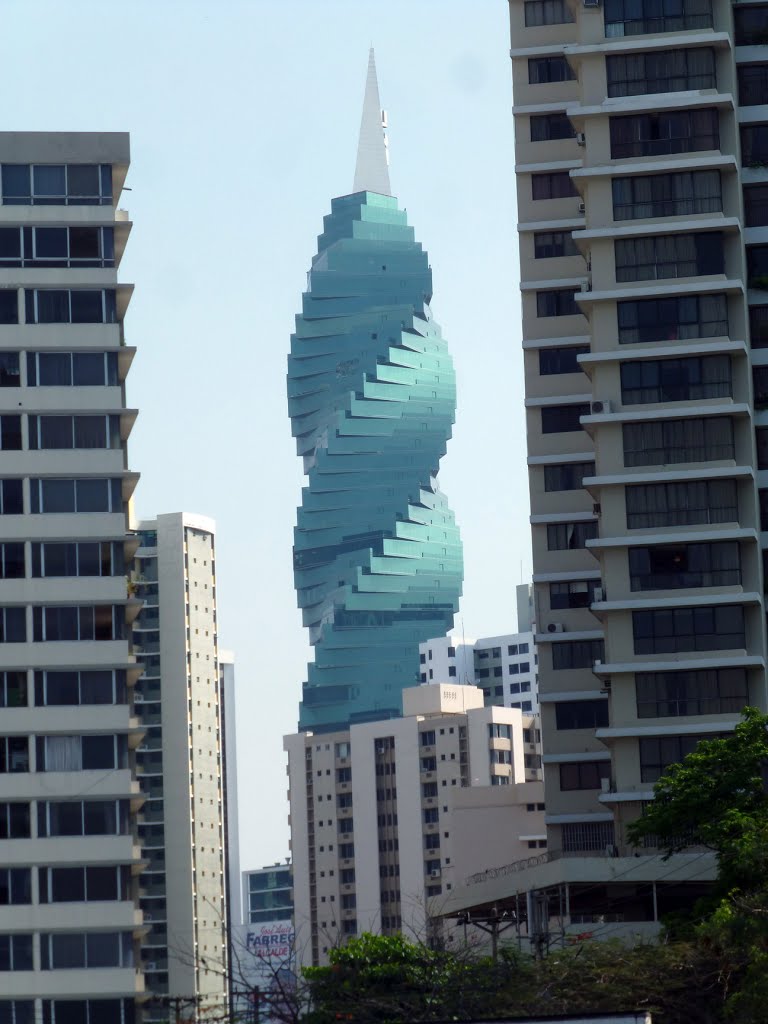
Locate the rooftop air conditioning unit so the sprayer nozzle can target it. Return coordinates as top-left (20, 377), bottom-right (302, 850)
top-left (547, 623), bottom-right (565, 634)
top-left (578, 201), bottom-right (586, 214)
top-left (594, 587), bottom-right (605, 603)
top-left (576, 132), bottom-right (586, 146)
top-left (591, 399), bottom-right (611, 415)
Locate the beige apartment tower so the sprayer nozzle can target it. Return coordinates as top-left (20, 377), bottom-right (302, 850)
top-left (285, 683), bottom-right (544, 967)
top-left (499, 0), bottom-right (768, 935)
top-left (132, 513), bottom-right (229, 1021)
top-left (0, 135), bottom-right (144, 1023)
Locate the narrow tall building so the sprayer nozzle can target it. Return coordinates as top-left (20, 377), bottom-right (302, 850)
top-left (475, 0), bottom-right (768, 936)
top-left (287, 51), bottom-right (463, 733)
top-left (132, 513), bottom-right (228, 1020)
top-left (0, 135), bottom-right (143, 1023)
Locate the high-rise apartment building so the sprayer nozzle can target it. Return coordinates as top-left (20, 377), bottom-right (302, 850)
top-left (132, 513), bottom-right (228, 1021)
top-left (285, 683), bottom-right (543, 967)
top-left (444, 0), bottom-right (768, 941)
top-left (0, 134), bottom-right (144, 1024)
top-left (419, 630), bottom-right (539, 712)
top-left (287, 51), bottom-right (463, 734)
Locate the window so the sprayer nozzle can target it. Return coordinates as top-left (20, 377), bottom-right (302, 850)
top-left (0, 544), bottom-right (24, 580)
top-left (560, 761), bottom-right (610, 790)
top-left (420, 730), bottom-right (436, 746)
top-left (0, 480), bottom-right (22, 515)
top-left (37, 800), bottom-right (128, 837)
top-left (0, 868), bottom-right (31, 902)
top-left (340, 868), bottom-right (355, 884)
top-left (31, 542), bottom-right (123, 579)
top-left (757, 366), bottom-right (768, 410)
top-left (633, 604), bottom-right (745, 654)
top-left (0, 226), bottom-right (114, 268)
top-left (625, 479), bottom-right (738, 529)
top-left (614, 172), bottom-right (720, 222)
top-left (524, 0), bottom-right (573, 24)
top-left (491, 749), bottom-right (512, 765)
top-left (618, 293), bottom-right (727, 346)
top-left (0, 292), bottom-right (17, 324)
top-left (534, 232), bottom-right (580, 261)
top-left (422, 781), bottom-right (438, 798)
top-left (531, 113), bottom-right (575, 142)
top-left (0, 737), bottom-right (28, 773)
top-left (615, 232), bottom-right (723, 282)
top-left (0, 608), bottom-right (26, 643)
top-left (604, 0), bottom-right (713, 36)
top-left (528, 56), bottom-right (575, 83)
top-left (489, 723), bottom-right (512, 739)
top-left (0, 352), bottom-right (19, 387)
top-left (33, 606), bottom-right (120, 642)
top-left (629, 541), bottom-right (740, 591)
top-left (623, 416), bottom-right (734, 467)
top-left (555, 700), bottom-right (609, 730)
top-left (552, 639), bottom-right (604, 670)
top-left (532, 171), bottom-right (577, 200)
top-left (0, 416), bottom-right (20, 450)
top-left (550, 579), bottom-right (599, 609)
top-left (610, 108), bottom-right (719, 160)
top-left (739, 65), bottom-right (768, 107)
top-left (741, 124), bottom-right (768, 167)
top-left (541, 403), bottom-right (589, 434)
top-left (520, 643), bottom-right (529, 653)
top-left (562, 822), bottom-right (614, 852)
top-left (28, 415), bottom-right (120, 450)
top-left (27, 351), bottom-right (118, 387)
top-left (748, 246), bottom-right (768, 288)
top-left (0, 672), bottom-right (26, 709)
top-left (537, 289), bottom-right (580, 318)
top-left (620, 355), bottom-right (731, 405)
top-left (25, 289), bottom-right (117, 324)
top-left (636, 668), bottom-right (748, 719)
top-left (0, 935), bottom-right (33, 971)
top-left (448, 666), bottom-right (456, 677)
top-left (745, 187), bottom-right (768, 233)
top-left (1, 163), bottom-right (112, 205)
top-left (606, 48), bottom-right (715, 98)
top-left (508, 644), bottom-right (518, 656)
top-left (544, 461), bottom-right (595, 492)
top-left (40, 931), bottom-right (133, 970)
top-left (339, 843), bottom-right (354, 859)
top-left (547, 520), bottom-right (598, 550)
top-left (0, 805), bottom-right (30, 840)
top-left (336, 766), bottom-right (351, 783)
top-left (37, 735), bottom-right (126, 772)
top-left (639, 734), bottom-right (713, 783)
top-left (421, 757), bottom-right (437, 772)
top-left (34, 670), bottom-right (126, 707)
top-left (42, 999), bottom-right (132, 1024)
top-left (734, 6), bottom-right (768, 45)
top-left (447, 645), bottom-right (455, 657)
top-left (30, 478), bottom-right (123, 514)
top-left (539, 346), bottom-right (588, 375)
top-left (337, 818), bottom-right (353, 834)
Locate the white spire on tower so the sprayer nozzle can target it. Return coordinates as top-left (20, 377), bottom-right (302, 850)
top-left (353, 48), bottom-right (391, 196)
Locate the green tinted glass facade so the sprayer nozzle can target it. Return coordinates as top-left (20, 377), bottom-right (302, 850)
top-left (288, 191), bottom-right (463, 732)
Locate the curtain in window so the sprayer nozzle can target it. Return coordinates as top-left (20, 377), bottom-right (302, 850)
top-left (35, 291), bottom-right (69, 324)
top-left (44, 736), bottom-right (82, 772)
top-left (73, 417), bottom-right (107, 449)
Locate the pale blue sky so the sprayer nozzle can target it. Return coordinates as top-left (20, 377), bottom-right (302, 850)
top-left (1, 0), bottom-right (529, 875)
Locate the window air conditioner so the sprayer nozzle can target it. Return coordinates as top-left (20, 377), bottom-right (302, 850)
top-left (547, 623), bottom-right (565, 634)
top-left (576, 132), bottom-right (586, 146)
top-left (594, 586), bottom-right (605, 603)
top-left (592, 502), bottom-right (602, 516)
top-left (584, 0), bottom-right (600, 7)
top-left (430, 869), bottom-right (441, 878)
top-left (578, 201), bottom-right (586, 214)
top-left (591, 399), bottom-right (611, 414)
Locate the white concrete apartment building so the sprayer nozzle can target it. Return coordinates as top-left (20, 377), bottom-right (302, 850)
top-left (441, 0), bottom-right (768, 946)
top-left (419, 632), bottom-right (539, 713)
top-left (132, 513), bottom-right (229, 1021)
top-left (284, 683), bottom-right (544, 967)
top-left (0, 135), bottom-right (144, 1024)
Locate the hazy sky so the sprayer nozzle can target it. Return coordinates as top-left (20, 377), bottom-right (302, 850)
top-left (1, 0), bottom-right (529, 879)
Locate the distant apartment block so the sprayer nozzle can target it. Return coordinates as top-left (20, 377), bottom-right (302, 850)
top-left (132, 513), bottom-right (228, 1021)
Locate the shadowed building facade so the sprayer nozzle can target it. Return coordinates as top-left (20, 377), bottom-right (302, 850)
top-left (288, 52), bottom-right (463, 733)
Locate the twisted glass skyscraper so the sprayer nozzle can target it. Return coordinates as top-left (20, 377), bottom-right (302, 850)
top-left (288, 52), bottom-right (462, 732)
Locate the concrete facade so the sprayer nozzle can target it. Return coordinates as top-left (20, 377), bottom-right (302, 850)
top-left (285, 683), bottom-right (543, 967)
top-left (0, 134), bottom-right (143, 1024)
top-left (132, 513), bottom-right (228, 1021)
top-left (462, 0), bottom-right (768, 944)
